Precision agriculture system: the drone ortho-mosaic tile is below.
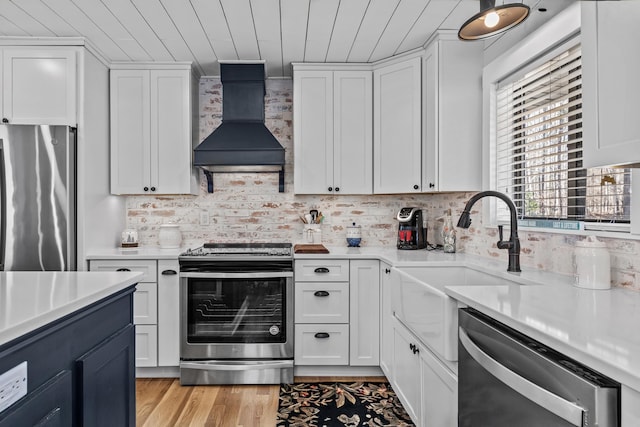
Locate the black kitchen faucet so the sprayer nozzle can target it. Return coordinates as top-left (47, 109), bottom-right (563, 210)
top-left (457, 191), bottom-right (521, 272)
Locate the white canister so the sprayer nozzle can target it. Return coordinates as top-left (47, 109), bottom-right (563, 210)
top-left (158, 224), bottom-right (182, 249)
top-left (573, 236), bottom-right (611, 290)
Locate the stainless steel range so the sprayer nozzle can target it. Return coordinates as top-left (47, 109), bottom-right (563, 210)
top-left (179, 243), bottom-right (293, 385)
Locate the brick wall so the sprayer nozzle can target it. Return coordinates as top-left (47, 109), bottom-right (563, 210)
top-left (126, 77), bottom-right (639, 290)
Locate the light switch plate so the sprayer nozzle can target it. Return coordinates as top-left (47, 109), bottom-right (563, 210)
top-left (0, 361), bottom-right (27, 413)
top-left (199, 209), bottom-right (210, 226)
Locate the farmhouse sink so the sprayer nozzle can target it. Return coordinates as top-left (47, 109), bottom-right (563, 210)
top-left (391, 266), bottom-right (527, 362)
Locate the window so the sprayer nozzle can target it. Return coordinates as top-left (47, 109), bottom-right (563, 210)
top-left (495, 44), bottom-right (631, 225)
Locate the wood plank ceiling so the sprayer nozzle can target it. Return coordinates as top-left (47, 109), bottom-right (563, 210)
top-left (0, 0), bottom-right (571, 77)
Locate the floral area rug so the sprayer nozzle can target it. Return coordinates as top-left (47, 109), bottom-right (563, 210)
top-left (276, 382), bottom-right (415, 427)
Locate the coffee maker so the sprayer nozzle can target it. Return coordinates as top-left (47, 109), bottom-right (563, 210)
top-left (397, 207), bottom-right (427, 250)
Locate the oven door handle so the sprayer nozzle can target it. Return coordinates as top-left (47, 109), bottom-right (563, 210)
top-left (459, 327), bottom-right (584, 427)
top-left (180, 360), bottom-right (293, 371)
top-left (180, 271), bottom-right (293, 279)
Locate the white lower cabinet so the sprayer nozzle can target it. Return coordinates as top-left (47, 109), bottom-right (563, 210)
top-left (294, 259), bottom-right (379, 367)
top-left (350, 260), bottom-right (380, 366)
top-left (89, 258), bottom-right (179, 369)
top-left (420, 337), bottom-right (457, 427)
top-left (157, 259), bottom-right (180, 367)
top-left (391, 318), bottom-right (422, 423)
top-left (390, 316), bottom-right (457, 427)
top-left (379, 262), bottom-right (395, 376)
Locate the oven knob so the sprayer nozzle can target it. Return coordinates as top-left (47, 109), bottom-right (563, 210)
top-left (269, 325), bottom-right (280, 336)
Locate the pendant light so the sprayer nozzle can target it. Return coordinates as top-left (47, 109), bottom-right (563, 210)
top-left (458, 0), bottom-right (530, 41)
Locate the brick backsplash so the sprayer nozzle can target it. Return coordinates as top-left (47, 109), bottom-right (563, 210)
top-left (126, 78), bottom-right (639, 290)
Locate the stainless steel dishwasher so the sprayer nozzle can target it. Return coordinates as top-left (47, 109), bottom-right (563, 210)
top-left (458, 308), bottom-right (619, 427)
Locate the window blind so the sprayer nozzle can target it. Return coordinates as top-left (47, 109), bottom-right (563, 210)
top-left (495, 44), bottom-right (631, 223)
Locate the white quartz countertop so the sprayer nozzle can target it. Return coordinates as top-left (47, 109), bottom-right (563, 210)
top-left (446, 282), bottom-right (640, 391)
top-left (86, 246), bottom-right (186, 260)
top-left (86, 243), bottom-right (640, 389)
top-left (0, 271), bottom-right (143, 347)
top-left (298, 245), bottom-right (640, 390)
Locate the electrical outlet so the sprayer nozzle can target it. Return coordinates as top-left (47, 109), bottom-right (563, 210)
top-left (199, 209), bottom-right (210, 226)
top-left (0, 361), bottom-right (27, 413)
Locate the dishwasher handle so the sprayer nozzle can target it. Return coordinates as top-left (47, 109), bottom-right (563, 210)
top-left (459, 327), bottom-right (585, 427)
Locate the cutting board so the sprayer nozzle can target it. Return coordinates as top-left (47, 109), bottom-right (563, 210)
top-left (293, 244), bottom-right (329, 254)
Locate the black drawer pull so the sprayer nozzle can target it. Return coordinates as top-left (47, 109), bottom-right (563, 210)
top-left (116, 268), bottom-right (131, 272)
top-left (314, 332), bottom-right (330, 339)
top-left (314, 267), bottom-right (330, 274)
top-left (162, 269), bottom-right (177, 275)
top-left (314, 290), bottom-right (330, 297)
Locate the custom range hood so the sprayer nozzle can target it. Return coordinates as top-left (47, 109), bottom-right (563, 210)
top-left (194, 61), bottom-right (285, 192)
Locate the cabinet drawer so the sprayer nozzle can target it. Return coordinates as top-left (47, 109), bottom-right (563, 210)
top-left (295, 282), bottom-right (349, 323)
top-left (135, 325), bottom-right (158, 367)
top-left (294, 259), bottom-right (349, 282)
top-left (134, 282), bottom-right (157, 325)
top-left (89, 259), bottom-right (157, 282)
top-left (294, 324), bottom-right (349, 365)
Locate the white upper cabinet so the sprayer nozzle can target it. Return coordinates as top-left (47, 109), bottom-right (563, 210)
top-left (293, 65), bottom-right (372, 195)
top-left (2, 48), bottom-right (77, 125)
top-left (110, 65), bottom-right (198, 195)
top-left (422, 33), bottom-right (483, 192)
top-left (373, 56), bottom-right (422, 194)
top-left (582, 1), bottom-right (640, 168)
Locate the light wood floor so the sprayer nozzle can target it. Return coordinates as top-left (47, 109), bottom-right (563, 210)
top-left (136, 377), bottom-right (386, 427)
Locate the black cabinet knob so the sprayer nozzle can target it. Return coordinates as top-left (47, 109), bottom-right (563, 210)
top-left (413, 184), bottom-right (419, 190)
top-left (2, 118), bottom-right (8, 123)
top-left (385, 268), bottom-right (391, 274)
top-left (314, 332), bottom-right (330, 339)
top-left (328, 187), bottom-right (333, 192)
top-left (429, 182), bottom-right (435, 188)
top-left (143, 187), bottom-right (149, 192)
top-left (335, 187), bottom-right (340, 192)
top-left (161, 270), bottom-right (177, 275)
top-left (150, 186), bottom-right (156, 192)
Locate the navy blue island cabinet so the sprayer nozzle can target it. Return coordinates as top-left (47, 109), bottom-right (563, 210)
top-left (0, 285), bottom-right (136, 427)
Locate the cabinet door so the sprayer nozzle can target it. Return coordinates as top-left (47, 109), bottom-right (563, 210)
top-left (0, 370), bottom-right (72, 427)
top-left (135, 325), bottom-right (158, 367)
top-left (373, 57), bottom-right (422, 194)
top-left (333, 71), bottom-right (373, 194)
top-left (133, 282), bottom-right (158, 325)
top-left (349, 260), bottom-right (380, 366)
top-left (76, 325), bottom-right (136, 427)
top-left (150, 70), bottom-right (195, 194)
top-left (582, 1), bottom-right (640, 168)
top-left (157, 259), bottom-right (180, 366)
top-left (422, 43), bottom-right (438, 192)
top-left (379, 263), bottom-right (394, 377)
top-left (2, 49), bottom-right (76, 125)
top-left (293, 70), bottom-right (334, 194)
top-left (421, 344), bottom-right (457, 427)
top-left (391, 319), bottom-right (421, 424)
top-left (110, 69), bottom-right (151, 194)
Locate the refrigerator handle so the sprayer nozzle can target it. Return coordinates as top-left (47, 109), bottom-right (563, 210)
top-left (0, 139), bottom-right (5, 270)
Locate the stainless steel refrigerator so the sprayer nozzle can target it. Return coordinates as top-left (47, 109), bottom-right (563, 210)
top-left (0, 125), bottom-right (76, 271)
